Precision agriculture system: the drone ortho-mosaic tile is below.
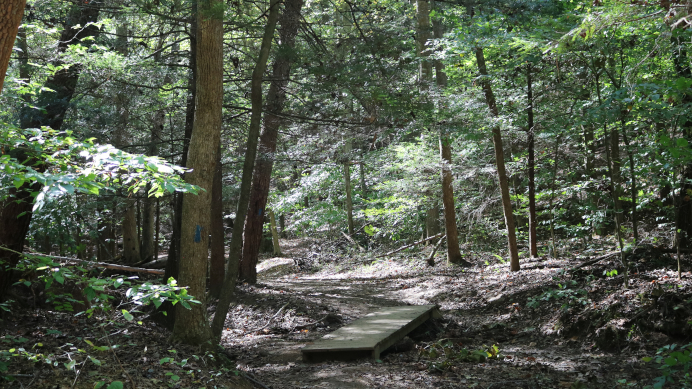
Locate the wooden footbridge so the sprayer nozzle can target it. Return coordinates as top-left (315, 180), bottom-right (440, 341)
top-left (302, 305), bottom-right (441, 362)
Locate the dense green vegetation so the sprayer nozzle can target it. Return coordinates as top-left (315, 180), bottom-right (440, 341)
top-left (2, 0), bottom-right (692, 387)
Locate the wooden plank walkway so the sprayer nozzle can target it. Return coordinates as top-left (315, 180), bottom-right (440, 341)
top-left (302, 305), bottom-right (441, 362)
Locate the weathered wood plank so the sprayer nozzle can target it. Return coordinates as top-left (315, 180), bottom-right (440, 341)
top-left (302, 305), bottom-right (441, 362)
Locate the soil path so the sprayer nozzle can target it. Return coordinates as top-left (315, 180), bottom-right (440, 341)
top-left (220, 239), bottom-right (683, 389)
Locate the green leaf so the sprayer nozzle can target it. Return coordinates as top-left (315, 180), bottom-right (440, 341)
top-left (54, 272), bottom-right (65, 285)
top-left (106, 381), bottom-right (124, 389)
top-left (64, 359), bottom-right (76, 371)
top-left (122, 309), bottom-right (134, 321)
top-left (89, 356), bottom-right (102, 366)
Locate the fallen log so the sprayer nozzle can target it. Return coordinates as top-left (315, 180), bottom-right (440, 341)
top-left (427, 235), bottom-right (446, 266)
top-left (568, 251), bottom-right (619, 272)
top-left (376, 233), bottom-right (444, 258)
top-left (341, 231), bottom-right (364, 252)
top-left (23, 252), bottom-right (165, 275)
top-left (140, 257), bottom-right (168, 269)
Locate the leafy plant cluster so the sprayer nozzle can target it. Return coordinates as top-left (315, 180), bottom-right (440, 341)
top-left (419, 340), bottom-right (503, 371)
top-left (643, 343), bottom-right (692, 389)
top-left (526, 280), bottom-right (590, 310)
top-left (0, 252), bottom-right (200, 383)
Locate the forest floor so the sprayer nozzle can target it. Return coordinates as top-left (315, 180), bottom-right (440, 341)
top-left (224, 237), bottom-right (692, 389)
top-left (2, 236), bottom-right (692, 388)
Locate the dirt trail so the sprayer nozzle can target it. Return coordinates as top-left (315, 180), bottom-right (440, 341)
top-left (219, 239), bottom-right (687, 389)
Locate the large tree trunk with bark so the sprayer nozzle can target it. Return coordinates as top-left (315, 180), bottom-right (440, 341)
top-left (239, 0), bottom-right (303, 283)
top-left (0, 1), bottom-right (100, 302)
top-left (172, 0), bottom-right (224, 345)
top-left (0, 0), bottom-right (26, 93)
top-left (161, 8), bottom-right (197, 329)
top-left (671, 34), bottom-right (692, 248)
top-left (212, 0), bottom-right (280, 342)
top-left (475, 47), bottom-right (520, 272)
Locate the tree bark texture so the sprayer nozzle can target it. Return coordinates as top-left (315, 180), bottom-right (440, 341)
top-left (359, 162), bottom-right (367, 195)
top-left (239, 0), bottom-right (303, 283)
top-left (209, 149), bottom-right (225, 298)
top-left (344, 161), bottom-right (355, 235)
top-left (19, 2), bottom-right (100, 130)
top-left (172, 0), bottom-right (224, 345)
top-left (141, 114), bottom-right (162, 262)
top-left (526, 65), bottom-right (538, 258)
top-left (475, 47), bottom-right (520, 272)
top-left (0, 1), bottom-right (100, 302)
top-left (0, 0), bottom-right (26, 93)
top-left (610, 127), bottom-right (624, 227)
top-left (425, 206), bottom-right (440, 238)
top-left (121, 200), bottom-right (141, 263)
top-left (672, 35), bottom-right (692, 248)
top-left (415, 0), bottom-right (432, 86)
top-left (432, 9), bottom-right (466, 265)
top-left (621, 120), bottom-right (639, 242)
top-left (0, 182), bottom-right (39, 301)
top-left (164, 5), bottom-right (197, 302)
top-left (269, 209), bottom-right (282, 256)
top-left (212, 0), bottom-right (280, 342)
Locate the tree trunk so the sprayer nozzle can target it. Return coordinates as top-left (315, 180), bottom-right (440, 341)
top-left (0, 0), bottom-right (26, 93)
top-left (155, 198), bottom-right (160, 261)
top-left (0, 182), bottom-right (38, 300)
top-left (610, 126), bottom-right (624, 227)
top-left (415, 0), bottom-right (433, 87)
top-left (16, 23), bottom-right (31, 90)
top-left (439, 138), bottom-right (468, 265)
top-left (359, 162), bottom-right (367, 195)
top-left (432, 8), bottom-right (467, 265)
top-left (172, 0), bottom-right (224, 345)
top-left (209, 149), bottom-right (225, 298)
top-left (621, 119), bottom-right (639, 242)
top-left (526, 65), bottom-right (538, 258)
top-left (121, 200), bottom-right (140, 263)
top-left (269, 209), bottom-right (282, 256)
top-left (141, 119), bottom-right (161, 262)
top-left (672, 34), bottom-right (692, 248)
top-left (344, 159), bottom-right (354, 236)
top-left (426, 206), bottom-right (440, 238)
top-left (239, 0), bottom-right (303, 283)
top-left (0, 1), bottom-right (100, 302)
top-left (164, 5), bottom-right (197, 301)
top-left (475, 47), bottom-right (520, 271)
top-left (279, 214), bottom-right (286, 238)
top-left (212, 0), bottom-right (281, 343)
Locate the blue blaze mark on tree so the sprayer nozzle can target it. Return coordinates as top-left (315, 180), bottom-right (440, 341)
top-left (258, 208), bottom-right (263, 216)
top-left (194, 225), bottom-right (203, 243)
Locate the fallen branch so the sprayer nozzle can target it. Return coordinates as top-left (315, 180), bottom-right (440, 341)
top-left (139, 257), bottom-right (168, 269)
top-left (568, 251), bottom-right (619, 272)
top-left (341, 231), bottom-right (364, 252)
top-left (293, 314), bottom-right (330, 330)
top-left (376, 233), bottom-right (444, 258)
top-left (427, 235), bottom-right (446, 266)
top-left (241, 372), bottom-right (270, 389)
top-left (243, 303), bottom-right (289, 334)
top-left (19, 250), bottom-right (165, 275)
